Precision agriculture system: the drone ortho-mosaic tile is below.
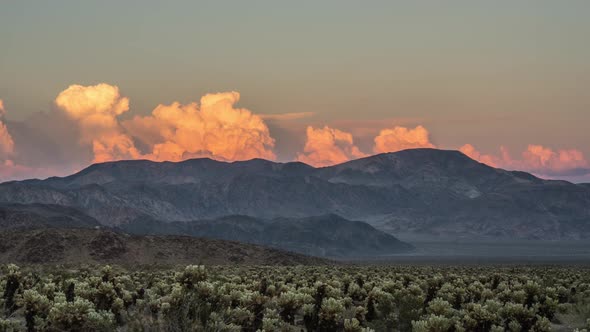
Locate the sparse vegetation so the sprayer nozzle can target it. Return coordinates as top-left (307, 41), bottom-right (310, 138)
top-left (1, 264), bottom-right (589, 331)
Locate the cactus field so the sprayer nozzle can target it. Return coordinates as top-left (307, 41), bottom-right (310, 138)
top-left (1, 264), bottom-right (589, 331)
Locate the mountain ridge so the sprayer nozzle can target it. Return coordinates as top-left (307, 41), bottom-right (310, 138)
top-left (1, 148), bottom-right (589, 240)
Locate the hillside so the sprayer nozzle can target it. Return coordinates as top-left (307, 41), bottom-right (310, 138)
top-left (0, 228), bottom-right (329, 265)
top-left (119, 214), bottom-right (414, 257)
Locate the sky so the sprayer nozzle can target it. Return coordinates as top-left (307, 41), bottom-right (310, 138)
top-left (1, 1), bottom-right (589, 182)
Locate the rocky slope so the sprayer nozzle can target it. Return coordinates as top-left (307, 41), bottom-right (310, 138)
top-left (0, 148), bottom-right (589, 240)
top-left (0, 203), bottom-right (101, 229)
top-left (0, 228), bottom-right (329, 265)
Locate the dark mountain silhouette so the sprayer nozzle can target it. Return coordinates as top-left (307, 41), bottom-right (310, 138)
top-left (0, 148), bottom-right (589, 241)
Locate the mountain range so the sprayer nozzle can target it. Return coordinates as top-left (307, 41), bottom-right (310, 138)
top-left (0, 148), bottom-right (589, 256)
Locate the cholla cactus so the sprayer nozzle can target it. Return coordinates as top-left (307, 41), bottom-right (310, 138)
top-left (178, 265), bottom-right (207, 289)
top-left (414, 314), bottom-right (452, 332)
top-left (500, 302), bottom-right (536, 330)
top-left (2, 264), bottom-right (21, 314)
top-left (532, 315), bottom-right (551, 332)
top-left (347, 282), bottom-right (366, 302)
top-left (490, 325), bottom-right (504, 332)
top-left (260, 308), bottom-right (281, 331)
top-left (344, 317), bottom-right (362, 332)
top-left (22, 289), bottom-right (51, 331)
top-left (426, 298), bottom-right (454, 317)
top-left (0, 318), bottom-right (23, 332)
top-left (508, 319), bottom-right (522, 332)
top-left (277, 290), bottom-right (304, 324)
top-left (411, 319), bottom-right (429, 332)
top-left (319, 297), bottom-right (344, 331)
top-left (462, 303), bottom-right (498, 331)
top-left (47, 298), bottom-right (114, 331)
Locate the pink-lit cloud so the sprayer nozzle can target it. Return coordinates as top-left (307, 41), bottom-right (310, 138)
top-left (459, 144), bottom-right (502, 167)
top-left (373, 125), bottom-right (435, 154)
top-left (0, 100), bottom-right (15, 156)
top-left (123, 92), bottom-right (276, 162)
top-left (460, 143), bottom-right (589, 178)
top-left (296, 126), bottom-right (366, 167)
top-left (55, 84), bottom-right (142, 163)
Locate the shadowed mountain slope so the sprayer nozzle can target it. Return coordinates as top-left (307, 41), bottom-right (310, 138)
top-left (0, 203), bottom-right (101, 229)
top-left (119, 214), bottom-right (414, 257)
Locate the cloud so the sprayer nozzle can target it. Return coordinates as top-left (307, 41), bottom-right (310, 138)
top-left (260, 112), bottom-right (315, 121)
top-left (0, 160), bottom-right (62, 182)
top-left (0, 100), bottom-right (15, 156)
top-left (373, 125), bottom-right (435, 154)
top-left (123, 91), bottom-right (276, 162)
top-left (55, 83), bottom-right (142, 163)
top-left (460, 143), bottom-right (590, 179)
top-left (522, 145), bottom-right (588, 173)
top-left (331, 117), bottom-right (427, 138)
top-left (459, 144), bottom-right (502, 167)
top-left (55, 84), bottom-right (130, 121)
top-left (296, 126), bottom-right (366, 167)
top-left (0, 100), bottom-right (66, 182)
top-left (4, 85), bottom-right (590, 184)
top-left (3, 87), bottom-right (278, 181)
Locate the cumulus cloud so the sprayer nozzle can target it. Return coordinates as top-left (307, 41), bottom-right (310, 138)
top-left (0, 100), bottom-right (15, 156)
top-left (55, 84), bottom-right (130, 121)
top-left (296, 126), bottom-right (366, 167)
top-left (460, 143), bottom-right (590, 178)
top-left (55, 84), bottom-right (142, 163)
top-left (123, 91), bottom-right (276, 162)
top-left (373, 125), bottom-right (435, 154)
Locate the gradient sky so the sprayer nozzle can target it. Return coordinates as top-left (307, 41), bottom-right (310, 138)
top-left (1, 1), bottom-right (589, 181)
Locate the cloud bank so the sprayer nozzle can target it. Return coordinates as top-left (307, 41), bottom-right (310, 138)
top-left (460, 143), bottom-right (590, 179)
top-left (53, 86), bottom-right (276, 164)
top-left (1, 83), bottom-right (589, 182)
